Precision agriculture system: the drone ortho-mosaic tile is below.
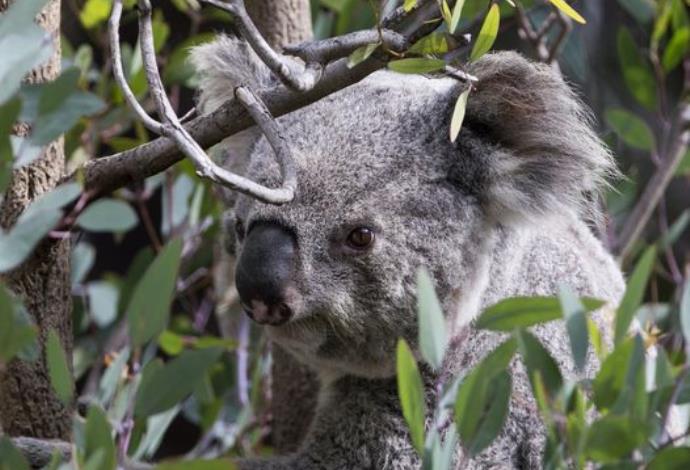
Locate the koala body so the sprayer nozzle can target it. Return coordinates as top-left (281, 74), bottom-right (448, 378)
top-left (193, 36), bottom-right (625, 469)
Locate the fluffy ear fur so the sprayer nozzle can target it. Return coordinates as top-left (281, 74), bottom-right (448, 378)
top-left (190, 34), bottom-right (275, 114)
top-left (460, 51), bottom-right (616, 225)
top-left (190, 35), bottom-right (278, 206)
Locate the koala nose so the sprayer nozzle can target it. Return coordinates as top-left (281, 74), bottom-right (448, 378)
top-left (235, 222), bottom-right (297, 326)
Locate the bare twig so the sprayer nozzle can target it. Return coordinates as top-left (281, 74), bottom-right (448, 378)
top-left (616, 58), bottom-right (690, 259)
top-left (109, 0), bottom-right (297, 205)
top-left (108, 0), bottom-right (164, 134)
top-left (9, 436), bottom-right (71, 468)
top-left (81, 0), bottom-right (445, 199)
top-left (201, 0), bottom-right (321, 91)
top-left (285, 29), bottom-right (409, 64)
top-left (516, 1), bottom-right (571, 65)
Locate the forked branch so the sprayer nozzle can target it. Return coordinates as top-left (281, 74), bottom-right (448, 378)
top-left (109, 0), bottom-right (297, 204)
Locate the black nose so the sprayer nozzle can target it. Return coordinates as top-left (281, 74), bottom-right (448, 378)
top-left (235, 222), bottom-right (297, 325)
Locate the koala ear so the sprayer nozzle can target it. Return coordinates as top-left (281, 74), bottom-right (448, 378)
top-left (190, 35), bottom-right (278, 207)
top-left (190, 34), bottom-right (275, 114)
top-left (460, 51), bottom-right (616, 225)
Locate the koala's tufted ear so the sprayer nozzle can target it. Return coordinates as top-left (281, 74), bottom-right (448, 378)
top-left (459, 51), bottom-right (617, 225)
top-left (190, 35), bottom-right (279, 207)
top-left (190, 34), bottom-right (276, 113)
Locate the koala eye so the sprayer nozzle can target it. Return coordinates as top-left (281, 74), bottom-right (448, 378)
top-left (235, 218), bottom-right (245, 242)
top-left (346, 227), bottom-right (375, 250)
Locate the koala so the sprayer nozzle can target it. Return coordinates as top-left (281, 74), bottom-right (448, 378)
top-left (192, 35), bottom-right (625, 469)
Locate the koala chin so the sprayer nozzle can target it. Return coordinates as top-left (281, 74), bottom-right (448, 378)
top-left (193, 36), bottom-right (624, 469)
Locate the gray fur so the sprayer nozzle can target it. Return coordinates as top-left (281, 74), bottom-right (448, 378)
top-left (193, 37), bottom-right (624, 469)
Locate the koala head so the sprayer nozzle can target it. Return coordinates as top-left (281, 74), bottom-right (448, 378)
top-left (193, 36), bottom-right (615, 378)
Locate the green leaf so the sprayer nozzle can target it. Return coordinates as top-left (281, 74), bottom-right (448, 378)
top-left (470, 3), bottom-right (500, 61)
top-left (83, 406), bottom-right (116, 470)
top-left (449, 88), bottom-right (470, 143)
top-left (680, 277), bottom-right (690, 346)
top-left (87, 281), bottom-right (120, 328)
top-left (592, 335), bottom-right (644, 410)
top-left (416, 268), bottom-right (447, 369)
top-left (20, 182), bottom-right (81, 218)
top-left (476, 295), bottom-right (604, 331)
top-left (158, 330), bottom-right (185, 356)
top-left (647, 447), bottom-right (690, 470)
top-left (584, 415), bottom-right (646, 463)
top-left (403, 0), bottom-right (417, 12)
top-left (388, 58), bottom-right (446, 74)
top-left (0, 283), bottom-right (37, 363)
top-left (0, 99), bottom-right (21, 193)
top-left (454, 339), bottom-right (516, 455)
top-left (24, 68), bottom-right (105, 145)
top-left (449, 0), bottom-right (466, 34)
top-left (558, 286), bottom-right (589, 371)
top-left (0, 204), bottom-right (61, 273)
top-left (79, 0), bottom-right (111, 29)
top-left (605, 108), bottom-right (655, 151)
top-left (396, 339), bottom-right (426, 455)
top-left (456, 370), bottom-right (511, 456)
top-left (0, 437), bottom-right (30, 470)
top-left (658, 210), bottom-right (690, 250)
top-left (662, 27), bottom-right (690, 72)
top-left (77, 199), bottom-right (138, 233)
top-left (516, 330), bottom-right (563, 399)
top-left (347, 43), bottom-right (379, 68)
top-left (0, 0), bottom-right (53, 105)
top-left (548, 0), bottom-right (586, 24)
top-left (614, 246), bottom-right (656, 344)
top-left (98, 347), bottom-right (130, 405)
top-left (46, 329), bottom-right (73, 404)
top-left (154, 460), bottom-right (237, 470)
top-left (616, 0), bottom-right (655, 24)
top-left (617, 28), bottom-right (657, 110)
top-left (409, 32), bottom-right (450, 56)
top-left (135, 347), bottom-right (223, 419)
top-left (133, 405), bottom-right (180, 459)
top-left (127, 238), bottom-right (183, 348)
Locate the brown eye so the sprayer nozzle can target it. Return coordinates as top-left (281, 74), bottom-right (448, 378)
top-left (346, 227), bottom-right (375, 250)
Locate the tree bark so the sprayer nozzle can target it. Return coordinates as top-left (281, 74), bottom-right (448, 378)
top-left (0, 0), bottom-right (73, 441)
top-left (246, 0), bottom-right (313, 49)
top-left (245, 0), bottom-right (319, 454)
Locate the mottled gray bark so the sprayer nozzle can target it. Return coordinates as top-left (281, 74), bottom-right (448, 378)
top-left (246, 0), bottom-right (319, 454)
top-left (0, 0), bottom-right (73, 441)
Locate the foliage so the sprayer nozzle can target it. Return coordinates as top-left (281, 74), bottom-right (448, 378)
top-left (0, 0), bottom-right (689, 468)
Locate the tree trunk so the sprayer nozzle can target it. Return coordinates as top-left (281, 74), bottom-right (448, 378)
top-left (0, 0), bottom-right (73, 441)
top-left (246, 0), bottom-right (313, 49)
top-left (246, 0), bottom-right (319, 454)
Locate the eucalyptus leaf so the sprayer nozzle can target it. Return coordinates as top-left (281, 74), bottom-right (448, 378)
top-left (77, 199), bottom-right (138, 233)
top-left (0, 283), bottom-right (37, 363)
top-left (0, 437), bottom-right (30, 470)
top-left (449, 88), bottom-right (469, 143)
top-left (617, 28), bottom-right (657, 110)
top-left (516, 330), bottom-right (563, 399)
top-left (347, 43), bottom-right (379, 68)
top-left (476, 295), bottom-right (603, 331)
top-left (605, 108), bottom-right (655, 151)
top-left (396, 339), bottom-right (426, 455)
top-left (614, 246), bottom-right (656, 344)
top-left (558, 286), bottom-right (589, 371)
top-left (388, 58), bottom-right (446, 74)
top-left (662, 27), bottom-right (690, 72)
top-left (647, 447), bottom-right (690, 470)
top-left (0, 205), bottom-right (61, 273)
top-left (470, 3), bottom-right (499, 61)
top-left (134, 347), bottom-right (223, 418)
top-left (83, 406), bottom-right (116, 470)
top-left (46, 329), bottom-right (73, 404)
top-left (416, 268), bottom-right (447, 370)
top-left (548, 0), bottom-right (586, 24)
top-left (127, 238), bottom-right (183, 348)
top-left (87, 281), bottom-right (119, 328)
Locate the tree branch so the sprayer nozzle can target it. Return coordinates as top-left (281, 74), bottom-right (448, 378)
top-left (202, 0), bottom-right (321, 91)
top-left (284, 29), bottom-right (408, 64)
top-left (80, 0), bottom-right (452, 198)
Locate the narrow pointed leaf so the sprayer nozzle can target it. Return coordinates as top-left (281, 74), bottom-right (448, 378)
top-left (396, 339), bottom-right (426, 455)
top-left (46, 329), bottom-right (73, 404)
top-left (548, 0), bottom-right (586, 24)
top-left (449, 88), bottom-right (470, 143)
top-left (416, 268), bottom-right (447, 369)
top-left (614, 246), bottom-right (656, 344)
top-left (470, 4), bottom-right (500, 61)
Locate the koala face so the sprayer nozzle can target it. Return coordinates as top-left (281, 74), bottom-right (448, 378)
top-left (232, 74), bottom-right (487, 378)
top-left (193, 41), bottom-right (615, 378)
